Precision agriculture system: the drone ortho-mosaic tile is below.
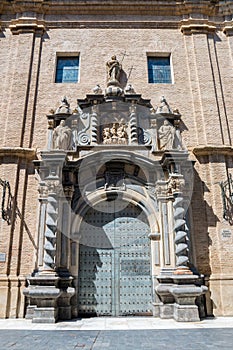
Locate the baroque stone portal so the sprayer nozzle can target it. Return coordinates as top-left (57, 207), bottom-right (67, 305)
top-left (24, 56), bottom-right (206, 324)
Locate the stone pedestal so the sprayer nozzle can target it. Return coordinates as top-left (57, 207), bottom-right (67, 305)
top-left (155, 283), bottom-right (175, 319)
top-left (171, 284), bottom-right (206, 321)
top-left (57, 274), bottom-right (75, 320)
top-left (155, 274), bottom-right (208, 322)
top-left (24, 274), bottom-right (61, 323)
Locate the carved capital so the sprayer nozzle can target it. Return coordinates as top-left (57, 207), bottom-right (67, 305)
top-left (46, 180), bottom-right (61, 194)
top-left (155, 180), bottom-right (172, 201)
top-left (168, 174), bottom-right (185, 195)
top-left (38, 182), bottom-right (48, 199)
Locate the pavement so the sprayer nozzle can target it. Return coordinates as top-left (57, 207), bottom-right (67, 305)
top-left (0, 317), bottom-right (233, 349)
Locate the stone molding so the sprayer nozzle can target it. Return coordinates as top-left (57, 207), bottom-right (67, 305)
top-left (209, 274), bottom-right (233, 281)
top-left (0, 1), bottom-right (227, 19)
top-left (0, 1), bottom-right (232, 33)
top-left (192, 145), bottom-right (233, 156)
top-left (0, 147), bottom-right (36, 161)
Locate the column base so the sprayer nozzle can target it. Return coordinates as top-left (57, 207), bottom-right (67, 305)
top-left (32, 307), bottom-right (58, 323)
top-left (173, 304), bottom-right (199, 322)
top-left (155, 273), bottom-right (208, 322)
top-left (159, 303), bottom-right (174, 319)
top-left (23, 274), bottom-right (61, 323)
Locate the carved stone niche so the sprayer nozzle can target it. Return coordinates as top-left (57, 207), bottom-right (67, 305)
top-left (155, 96), bottom-right (184, 152)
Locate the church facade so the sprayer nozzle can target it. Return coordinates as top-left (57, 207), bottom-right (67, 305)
top-left (0, 0), bottom-right (233, 322)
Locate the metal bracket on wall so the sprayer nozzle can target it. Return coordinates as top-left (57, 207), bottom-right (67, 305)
top-left (0, 178), bottom-right (11, 224)
top-left (220, 173), bottom-right (233, 223)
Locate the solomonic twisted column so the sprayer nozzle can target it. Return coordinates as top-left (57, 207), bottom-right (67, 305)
top-left (129, 105), bottom-right (138, 144)
top-left (91, 106), bottom-right (98, 145)
top-left (43, 192), bottom-right (58, 271)
top-left (173, 193), bottom-right (190, 272)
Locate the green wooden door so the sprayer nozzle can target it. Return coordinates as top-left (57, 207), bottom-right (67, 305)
top-left (78, 200), bottom-right (152, 317)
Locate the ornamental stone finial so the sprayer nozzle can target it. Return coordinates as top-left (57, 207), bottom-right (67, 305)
top-left (55, 96), bottom-right (71, 115)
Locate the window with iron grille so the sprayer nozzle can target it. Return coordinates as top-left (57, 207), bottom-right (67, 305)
top-left (55, 56), bottom-right (79, 83)
top-left (147, 56), bottom-right (172, 84)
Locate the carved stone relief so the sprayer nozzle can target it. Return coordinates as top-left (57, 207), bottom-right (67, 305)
top-left (102, 122), bottom-right (128, 144)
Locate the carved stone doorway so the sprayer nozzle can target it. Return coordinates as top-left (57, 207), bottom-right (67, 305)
top-left (77, 199), bottom-right (152, 317)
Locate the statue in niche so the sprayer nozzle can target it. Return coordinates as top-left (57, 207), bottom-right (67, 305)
top-left (106, 55), bottom-right (122, 84)
top-left (158, 120), bottom-right (175, 150)
top-left (53, 120), bottom-right (72, 150)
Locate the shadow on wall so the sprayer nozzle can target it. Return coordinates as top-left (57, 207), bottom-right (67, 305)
top-left (191, 168), bottom-right (220, 317)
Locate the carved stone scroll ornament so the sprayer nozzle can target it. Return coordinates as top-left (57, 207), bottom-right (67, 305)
top-left (76, 109), bottom-right (91, 146)
top-left (138, 128), bottom-right (152, 145)
top-left (53, 120), bottom-right (72, 150)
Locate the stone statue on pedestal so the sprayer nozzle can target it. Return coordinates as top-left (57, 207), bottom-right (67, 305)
top-left (53, 120), bottom-right (72, 150)
top-left (158, 120), bottom-right (175, 150)
top-left (106, 55), bottom-right (122, 85)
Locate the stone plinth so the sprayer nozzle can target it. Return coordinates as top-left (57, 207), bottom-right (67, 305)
top-left (156, 274), bottom-right (208, 322)
top-left (24, 274), bottom-right (61, 323)
top-left (57, 275), bottom-right (75, 320)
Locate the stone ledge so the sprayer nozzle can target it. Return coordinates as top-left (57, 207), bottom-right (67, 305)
top-left (209, 274), bottom-right (233, 281)
top-left (0, 147), bottom-right (37, 161)
top-left (192, 145), bottom-right (233, 156)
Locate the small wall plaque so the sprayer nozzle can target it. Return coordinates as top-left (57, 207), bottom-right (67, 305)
top-left (221, 229), bottom-right (232, 239)
top-left (0, 253), bottom-right (6, 262)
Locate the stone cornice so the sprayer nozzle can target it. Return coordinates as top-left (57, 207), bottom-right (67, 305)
top-left (0, 147), bottom-right (37, 161)
top-left (0, 1), bottom-right (232, 33)
top-left (192, 145), bottom-right (233, 156)
top-left (0, 1), bottom-right (222, 17)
